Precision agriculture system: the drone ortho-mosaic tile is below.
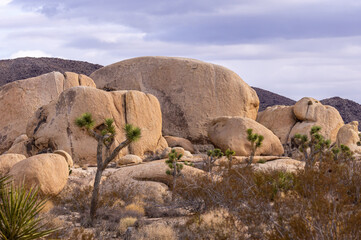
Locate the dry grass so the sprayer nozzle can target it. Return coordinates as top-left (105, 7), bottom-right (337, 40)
top-left (118, 217), bottom-right (137, 233)
top-left (131, 223), bottom-right (177, 240)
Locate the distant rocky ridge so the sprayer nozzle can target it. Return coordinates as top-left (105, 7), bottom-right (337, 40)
top-left (0, 57), bottom-right (102, 85)
top-left (0, 57), bottom-right (360, 131)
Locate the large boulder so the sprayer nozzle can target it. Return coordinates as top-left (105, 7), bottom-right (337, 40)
top-left (0, 72), bottom-right (96, 154)
top-left (336, 121), bottom-right (361, 154)
top-left (257, 105), bottom-right (297, 144)
top-left (26, 87), bottom-right (167, 165)
top-left (208, 117), bottom-right (284, 156)
top-left (289, 97), bottom-right (344, 142)
top-left (90, 57), bottom-right (259, 143)
top-left (0, 153), bottom-right (26, 175)
top-left (8, 154), bottom-right (70, 196)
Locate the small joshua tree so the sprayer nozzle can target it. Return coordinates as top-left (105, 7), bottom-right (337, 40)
top-left (332, 144), bottom-right (353, 162)
top-left (75, 113), bottom-right (141, 224)
top-left (293, 126), bottom-right (331, 169)
top-left (246, 128), bottom-right (264, 166)
top-left (165, 149), bottom-right (185, 202)
top-left (357, 133), bottom-right (361, 146)
top-left (225, 149), bottom-right (235, 171)
top-left (205, 148), bottom-right (223, 173)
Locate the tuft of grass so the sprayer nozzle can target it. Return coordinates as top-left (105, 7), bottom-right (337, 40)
top-left (118, 217), bottom-right (137, 233)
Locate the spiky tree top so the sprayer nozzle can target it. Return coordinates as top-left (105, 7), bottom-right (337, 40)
top-left (247, 128), bottom-right (264, 149)
top-left (225, 149), bottom-right (235, 159)
top-left (166, 149), bottom-right (184, 176)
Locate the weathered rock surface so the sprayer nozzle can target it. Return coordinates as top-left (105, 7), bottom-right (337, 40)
top-left (0, 72), bottom-right (96, 154)
top-left (0, 153), bottom-right (26, 175)
top-left (257, 105), bottom-right (297, 144)
top-left (289, 97), bottom-right (344, 142)
top-left (103, 160), bottom-right (204, 203)
top-left (117, 154), bottom-right (142, 165)
top-left (336, 121), bottom-right (361, 154)
top-left (208, 117), bottom-right (284, 156)
top-left (26, 87), bottom-right (167, 165)
top-left (90, 56), bottom-right (259, 143)
top-left (164, 136), bottom-right (195, 153)
top-left (8, 154), bottom-right (70, 196)
top-left (5, 134), bottom-right (29, 157)
top-left (253, 158), bottom-right (305, 172)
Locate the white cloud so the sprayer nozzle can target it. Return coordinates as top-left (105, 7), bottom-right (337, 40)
top-left (10, 50), bottom-right (51, 58)
top-left (0, 0), bottom-right (12, 6)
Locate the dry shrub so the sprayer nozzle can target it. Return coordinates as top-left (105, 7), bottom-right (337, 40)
top-left (125, 202), bottom-right (145, 217)
top-left (118, 217), bottom-right (137, 233)
top-left (176, 156), bottom-right (361, 239)
top-left (131, 223), bottom-right (177, 240)
top-left (181, 208), bottom-right (246, 240)
top-left (66, 227), bottom-right (95, 240)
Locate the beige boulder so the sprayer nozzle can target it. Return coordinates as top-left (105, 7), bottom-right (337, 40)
top-left (0, 72), bottom-right (96, 154)
top-left (208, 117), bottom-right (284, 156)
top-left (8, 154), bottom-right (69, 196)
top-left (253, 158), bottom-right (305, 172)
top-left (117, 154), bottom-right (142, 165)
top-left (90, 56), bottom-right (259, 143)
top-left (5, 134), bottom-right (30, 157)
top-left (26, 87), bottom-right (167, 165)
top-left (164, 136), bottom-right (195, 153)
top-left (0, 153), bottom-right (26, 175)
top-left (257, 105), bottom-right (297, 144)
top-left (336, 121), bottom-right (361, 154)
top-left (289, 97), bottom-right (344, 142)
top-left (103, 160), bottom-right (204, 203)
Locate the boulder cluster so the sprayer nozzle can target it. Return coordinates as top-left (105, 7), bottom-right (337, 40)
top-left (0, 56), bottom-right (360, 196)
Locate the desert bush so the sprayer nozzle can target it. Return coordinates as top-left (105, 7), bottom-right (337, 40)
top-left (124, 202), bottom-right (145, 217)
top-left (175, 152), bottom-right (361, 239)
top-left (66, 227), bottom-right (95, 240)
top-left (180, 208), bottom-right (246, 240)
top-left (131, 223), bottom-right (177, 240)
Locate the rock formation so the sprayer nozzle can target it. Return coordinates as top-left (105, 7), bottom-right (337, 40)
top-left (208, 117), bottom-right (284, 156)
top-left (0, 72), bottom-right (96, 154)
top-left (257, 105), bottom-right (297, 144)
top-left (257, 97), bottom-right (344, 144)
top-left (164, 136), bottom-right (195, 153)
top-left (336, 121), bottom-right (361, 154)
top-left (90, 56), bottom-right (259, 143)
top-left (25, 87), bottom-right (167, 165)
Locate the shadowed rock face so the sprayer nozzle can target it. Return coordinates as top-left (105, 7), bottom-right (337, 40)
top-left (91, 56), bottom-right (259, 143)
top-left (0, 57), bottom-right (102, 86)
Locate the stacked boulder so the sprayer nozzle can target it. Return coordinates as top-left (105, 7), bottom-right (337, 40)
top-left (257, 97), bottom-right (344, 144)
top-left (0, 72), bottom-right (96, 154)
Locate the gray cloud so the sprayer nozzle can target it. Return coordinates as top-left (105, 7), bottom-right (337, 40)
top-left (2, 0), bottom-right (361, 103)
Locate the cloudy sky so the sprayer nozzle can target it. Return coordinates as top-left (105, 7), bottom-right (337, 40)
top-left (1, 0), bottom-right (361, 103)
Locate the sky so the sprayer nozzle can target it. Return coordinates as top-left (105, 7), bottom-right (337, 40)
top-left (1, 0), bottom-right (361, 103)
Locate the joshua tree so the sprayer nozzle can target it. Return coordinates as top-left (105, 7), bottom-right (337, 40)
top-left (225, 149), bottom-right (235, 171)
top-left (357, 133), bottom-right (361, 146)
top-left (246, 128), bottom-right (264, 166)
top-left (332, 144), bottom-right (353, 162)
top-left (75, 113), bottom-right (141, 224)
top-left (165, 149), bottom-right (186, 202)
top-left (293, 126), bottom-right (331, 169)
top-left (205, 148), bottom-right (223, 173)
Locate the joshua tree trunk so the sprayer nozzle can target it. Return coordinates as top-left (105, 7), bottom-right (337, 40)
top-left (90, 167), bottom-right (103, 223)
top-left (172, 160), bottom-right (177, 202)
